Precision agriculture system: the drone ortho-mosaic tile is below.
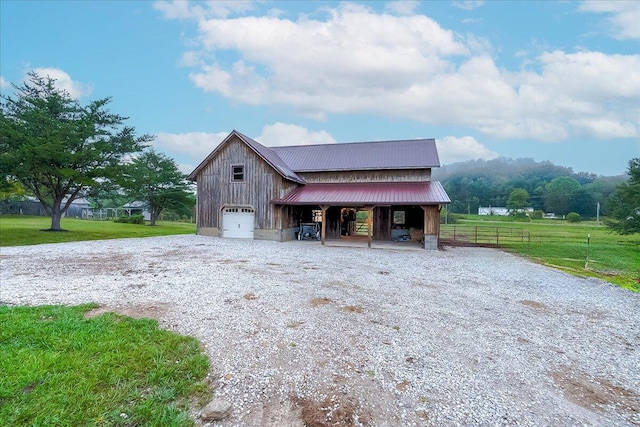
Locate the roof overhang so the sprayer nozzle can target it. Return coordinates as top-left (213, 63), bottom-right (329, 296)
top-left (272, 181), bottom-right (451, 206)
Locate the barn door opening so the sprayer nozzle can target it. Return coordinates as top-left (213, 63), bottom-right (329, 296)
top-left (340, 208), bottom-right (372, 237)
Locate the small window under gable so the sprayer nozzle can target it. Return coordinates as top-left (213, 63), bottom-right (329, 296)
top-left (231, 165), bottom-right (244, 182)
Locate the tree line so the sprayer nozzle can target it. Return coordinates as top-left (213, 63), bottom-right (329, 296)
top-left (433, 157), bottom-right (627, 219)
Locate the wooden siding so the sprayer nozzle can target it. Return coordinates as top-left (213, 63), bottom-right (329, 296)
top-left (298, 169), bottom-right (431, 183)
top-left (424, 205), bottom-right (440, 235)
top-left (374, 207), bottom-right (390, 240)
top-left (195, 136), bottom-right (300, 230)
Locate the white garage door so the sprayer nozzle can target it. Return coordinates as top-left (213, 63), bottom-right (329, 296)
top-left (222, 207), bottom-right (255, 239)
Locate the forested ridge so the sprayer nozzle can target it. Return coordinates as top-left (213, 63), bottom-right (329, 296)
top-left (432, 158), bottom-right (627, 218)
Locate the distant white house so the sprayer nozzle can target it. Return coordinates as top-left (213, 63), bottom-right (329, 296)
top-left (478, 206), bottom-right (534, 216)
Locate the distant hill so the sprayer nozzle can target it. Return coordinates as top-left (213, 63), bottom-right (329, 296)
top-left (432, 158), bottom-right (627, 217)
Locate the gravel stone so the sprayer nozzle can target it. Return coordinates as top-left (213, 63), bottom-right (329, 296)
top-left (1, 235), bottom-right (638, 426)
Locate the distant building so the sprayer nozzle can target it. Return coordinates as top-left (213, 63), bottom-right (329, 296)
top-left (478, 206), bottom-right (533, 216)
top-left (123, 201), bottom-right (151, 221)
top-left (0, 196), bottom-right (91, 217)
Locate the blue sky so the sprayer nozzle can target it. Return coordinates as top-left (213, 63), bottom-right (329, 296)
top-left (1, 0), bottom-right (639, 176)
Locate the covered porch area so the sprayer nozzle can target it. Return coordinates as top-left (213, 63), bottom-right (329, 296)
top-left (272, 181), bottom-right (450, 250)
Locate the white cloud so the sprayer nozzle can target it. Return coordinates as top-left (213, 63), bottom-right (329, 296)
top-left (0, 76), bottom-right (9, 90)
top-left (436, 136), bottom-right (498, 163)
top-left (170, 3), bottom-right (639, 143)
top-left (579, 1), bottom-right (640, 40)
top-left (30, 68), bottom-right (93, 99)
top-left (452, 1), bottom-right (485, 11)
top-left (152, 125), bottom-right (336, 173)
top-left (154, 0), bottom-right (254, 20)
top-left (153, 131), bottom-right (228, 165)
top-left (385, 1), bottom-right (419, 16)
top-left (255, 123), bottom-right (337, 146)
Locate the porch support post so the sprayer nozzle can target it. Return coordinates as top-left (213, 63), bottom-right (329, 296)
top-left (421, 205), bottom-right (439, 250)
top-left (366, 206), bottom-right (375, 248)
top-left (320, 205), bottom-right (329, 246)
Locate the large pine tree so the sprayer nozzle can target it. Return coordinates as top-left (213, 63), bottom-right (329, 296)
top-left (606, 158), bottom-right (640, 235)
top-left (0, 72), bottom-right (151, 230)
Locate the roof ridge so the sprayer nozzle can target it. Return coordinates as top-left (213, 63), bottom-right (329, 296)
top-left (271, 138), bottom-right (434, 149)
top-left (233, 131), bottom-right (305, 184)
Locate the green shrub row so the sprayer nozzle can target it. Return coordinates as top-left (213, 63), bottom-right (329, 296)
top-left (113, 214), bottom-right (145, 224)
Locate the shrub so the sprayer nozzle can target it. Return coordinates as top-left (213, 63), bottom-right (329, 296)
top-left (530, 210), bottom-right (544, 220)
top-left (114, 214), bottom-right (145, 224)
top-left (444, 213), bottom-right (463, 224)
top-left (510, 211), bottom-right (531, 221)
top-left (566, 212), bottom-right (581, 223)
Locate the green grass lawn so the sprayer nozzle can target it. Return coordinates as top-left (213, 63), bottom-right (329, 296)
top-left (0, 216), bottom-right (195, 247)
top-left (442, 216), bottom-right (640, 292)
top-left (0, 304), bottom-right (211, 427)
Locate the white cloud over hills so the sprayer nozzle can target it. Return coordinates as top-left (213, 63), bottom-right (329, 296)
top-left (436, 136), bottom-right (498, 164)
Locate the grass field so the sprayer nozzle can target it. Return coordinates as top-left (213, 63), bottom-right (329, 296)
top-left (0, 216), bottom-right (196, 247)
top-left (442, 216), bottom-right (640, 292)
top-left (0, 304), bottom-right (210, 426)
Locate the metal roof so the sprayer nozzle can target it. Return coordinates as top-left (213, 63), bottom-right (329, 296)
top-left (272, 139), bottom-right (440, 172)
top-left (271, 181), bottom-right (450, 205)
top-left (187, 130), bottom-right (305, 184)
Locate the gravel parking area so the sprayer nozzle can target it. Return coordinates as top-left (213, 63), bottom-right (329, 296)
top-left (1, 235), bottom-right (639, 426)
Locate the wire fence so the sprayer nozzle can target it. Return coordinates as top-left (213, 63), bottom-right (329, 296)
top-left (439, 225), bottom-right (531, 247)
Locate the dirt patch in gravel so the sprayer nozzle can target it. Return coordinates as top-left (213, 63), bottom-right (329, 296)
top-left (552, 367), bottom-right (640, 422)
top-left (311, 297), bottom-right (334, 307)
top-left (519, 299), bottom-right (546, 309)
top-left (84, 304), bottom-right (168, 320)
top-left (291, 395), bottom-right (368, 427)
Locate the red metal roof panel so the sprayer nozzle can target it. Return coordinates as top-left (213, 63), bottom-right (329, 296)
top-left (272, 181), bottom-right (451, 205)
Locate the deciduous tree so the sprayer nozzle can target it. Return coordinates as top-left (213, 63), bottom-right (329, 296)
top-left (506, 188), bottom-right (530, 212)
top-left (120, 149), bottom-right (193, 226)
top-left (0, 72), bottom-right (151, 230)
top-left (544, 176), bottom-right (581, 216)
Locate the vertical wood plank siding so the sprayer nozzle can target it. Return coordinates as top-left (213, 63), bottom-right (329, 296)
top-left (298, 169), bottom-right (430, 183)
top-left (424, 205), bottom-right (440, 235)
top-left (195, 137), bottom-right (300, 230)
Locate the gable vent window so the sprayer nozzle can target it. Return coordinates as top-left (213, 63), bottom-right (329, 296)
top-left (232, 165), bottom-right (244, 182)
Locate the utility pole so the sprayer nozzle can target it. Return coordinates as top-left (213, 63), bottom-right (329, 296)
top-left (596, 202), bottom-right (600, 225)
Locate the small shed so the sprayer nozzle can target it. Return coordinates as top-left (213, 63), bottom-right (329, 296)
top-left (123, 201), bottom-right (151, 221)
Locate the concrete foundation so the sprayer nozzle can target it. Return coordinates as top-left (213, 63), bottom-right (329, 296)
top-left (423, 234), bottom-right (438, 250)
top-left (197, 227), bottom-right (220, 237)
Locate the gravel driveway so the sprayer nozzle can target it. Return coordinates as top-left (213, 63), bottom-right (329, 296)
top-left (1, 235), bottom-right (639, 427)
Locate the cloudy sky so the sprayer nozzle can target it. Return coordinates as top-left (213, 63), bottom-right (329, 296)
top-left (1, 1), bottom-right (638, 176)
